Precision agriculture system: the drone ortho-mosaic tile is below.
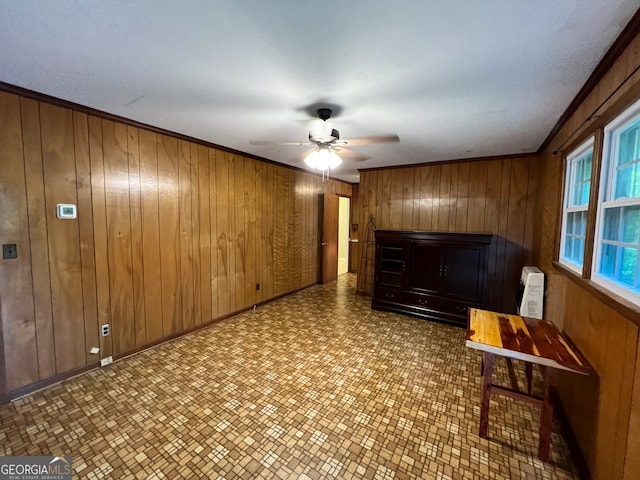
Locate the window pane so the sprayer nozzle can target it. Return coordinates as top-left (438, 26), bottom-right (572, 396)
top-left (572, 182), bottom-right (580, 206)
top-left (563, 236), bottom-right (572, 260)
top-left (583, 153), bottom-right (592, 181)
top-left (620, 247), bottom-right (637, 287)
top-left (615, 164), bottom-right (632, 199)
top-left (599, 244), bottom-right (617, 277)
top-left (619, 120), bottom-right (640, 165)
top-left (603, 208), bottom-right (621, 241)
top-left (568, 150), bottom-right (592, 207)
top-left (581, 181), bottom-right (591, 205)
top-left (623, 206), bottom-right (640, 244)
top-left (579, 211), bottom-right (587, 236)
top-left (577, 238), bottom-right (585, 263)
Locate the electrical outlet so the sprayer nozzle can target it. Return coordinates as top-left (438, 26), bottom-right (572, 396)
top-left (2, 244), bottom-right (17, 259)
top-left (101, 324), bottom-right (110, 336)
top-left (100, 356), bottom-right (113, 367)
top-left (90, 347), bottom-right (100, 354)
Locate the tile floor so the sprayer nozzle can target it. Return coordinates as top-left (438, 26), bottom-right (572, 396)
top-left (0, 274), bottom-right (579, 479)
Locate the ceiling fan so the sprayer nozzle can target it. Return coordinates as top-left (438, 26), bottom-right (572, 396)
top-left (250, 108), bottom-right (399, 172)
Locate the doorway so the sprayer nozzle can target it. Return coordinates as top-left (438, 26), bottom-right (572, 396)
top-left (338, 196), bottom-right (350, 276)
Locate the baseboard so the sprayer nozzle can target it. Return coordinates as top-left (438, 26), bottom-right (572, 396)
top-left (8, 363), bottom-right (100, 402)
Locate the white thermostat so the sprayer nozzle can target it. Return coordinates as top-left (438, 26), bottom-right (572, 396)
top-left (56, 204), bottom-right (77, 219)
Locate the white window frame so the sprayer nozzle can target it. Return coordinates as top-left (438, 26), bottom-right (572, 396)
top-left (592, 97), bottom-right (640, 305)
top-left (559, 137), bottom-right (594, 274)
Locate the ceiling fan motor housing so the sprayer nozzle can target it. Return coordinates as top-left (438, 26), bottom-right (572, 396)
top-left (317, 108), bottom-right (332, 121)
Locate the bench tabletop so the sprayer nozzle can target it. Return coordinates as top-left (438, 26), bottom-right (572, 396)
top-left (465, 308), bottom-right (591, 375)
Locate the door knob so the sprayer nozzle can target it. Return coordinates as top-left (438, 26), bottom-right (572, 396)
top-left (321, 242), bottom-right (327, 246)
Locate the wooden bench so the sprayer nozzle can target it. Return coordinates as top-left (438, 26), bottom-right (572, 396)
top-left (465, 308), bottom-right (591, 461)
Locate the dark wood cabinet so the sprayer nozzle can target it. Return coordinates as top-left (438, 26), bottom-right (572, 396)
top-left (372, 230), bottom-right (493, 327)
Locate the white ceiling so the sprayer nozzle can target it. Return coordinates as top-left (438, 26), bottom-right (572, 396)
top-left (1, 1), bottom-right (638, 183)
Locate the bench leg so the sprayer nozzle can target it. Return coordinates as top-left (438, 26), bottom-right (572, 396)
top-left (506, 358), bottom-right (519, 392)
top-left (480, 352), bottom-right (495, 438)
top-left (525, 362), bottom-right (533, 394)
top-left (538, 366), bottom-right (555, 461)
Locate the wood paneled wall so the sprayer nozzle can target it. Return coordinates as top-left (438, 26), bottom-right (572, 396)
top-left (0, 91), bottom-right (351, 395)
top-left (357, 156), bottom-right (538, 312)
top-left (533, 29), bottom-right (640, 480)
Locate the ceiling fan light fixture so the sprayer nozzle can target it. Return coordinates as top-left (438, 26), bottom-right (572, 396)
top-left (304, 148), bottom-right (342, 171)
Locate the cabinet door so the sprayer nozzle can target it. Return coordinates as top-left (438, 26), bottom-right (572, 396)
top-left (376, 242), bottom-right (406, 287)
top-left (443, 245), bottom-right (485, 303)
top-left (408, 242), bottom-right (442, 293)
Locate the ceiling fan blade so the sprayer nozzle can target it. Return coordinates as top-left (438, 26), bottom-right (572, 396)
top-left (342, 134), bottom-right (400, 146)
top-left (250, 140), bottom-right (312, 146)
top-left (333, 147), bottom-right (371, 162)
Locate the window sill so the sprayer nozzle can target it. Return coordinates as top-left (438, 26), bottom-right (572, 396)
top-left (552, 260), bottom-right (640, 328)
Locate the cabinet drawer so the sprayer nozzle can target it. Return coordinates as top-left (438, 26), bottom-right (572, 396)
top-left (374, 287), bottom-right (405, 303)
top-left (404, 292), bottom-right (441, 310)
top-left (438, 297), bottom-right (478, 317)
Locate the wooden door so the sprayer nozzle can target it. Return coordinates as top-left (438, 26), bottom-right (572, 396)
top-left (443, 245), bottom-right (486, 303)
top-left (318, 193), bottom-right (339, 284)
top-left (408, 242), bottom-right (442, 294)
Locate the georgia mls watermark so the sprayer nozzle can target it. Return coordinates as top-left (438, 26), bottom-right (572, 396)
top-left (0, 456), bottom-right (72, 480)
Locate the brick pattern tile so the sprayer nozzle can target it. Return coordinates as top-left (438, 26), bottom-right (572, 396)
top-left (0, 274), bottom-right (579, 479)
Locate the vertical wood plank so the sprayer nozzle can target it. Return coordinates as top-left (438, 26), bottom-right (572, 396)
top-left (429, 165), bottom-right (441, 232)
top-left (157, 135), bottom-right (181, 336)
top-left (40, 103), bottom-right (86, 372)
top-left (0, 299), bottom-right (5, 402)
top-left (198, 145), bottom-right (212, 323)
top-left (127, 126), bottom-right (147, 348)
top-left (389, 169), bottom-right (403, 230)
top-left (484, 160), bottom-right (503, 310)
top-left (496, 159), bottom-right (512, 311)
top-left (624, 337), bottom-right (640, 480)
top-left (437, 164), bottom-right (451, 231)
top-left (522, 156), bottom-right (539, 265)
top-left (596, 315), bottom-right (638, 480)
top-left (208, 148), bottom-right (219, 320)
top-left (246, 158), bottom-right (257, 306)
top-left (0, 92), bottom-right (39, 390)
top-left (380, 170), bottom-right (392, 229)
top-left (467, 161), bottom-right (489, 233)
top-left (138, 129), bottom-right (163, 343)
top-left (418, 166), bottom-right (434, 231)
top-left (264, 163), bottom-right (274, 300)
top-left (293, 171), bottom-right (303, 289)
top-left (20, 97), bottom-right (56, 379)
top-left (274, 168), bottom-right (287, 295)
top-left (448, 163), bottom-right (459, 230)
top-left (178, 140), bottom-right (193, 330)
top-left (215, 150), bottom-right (231, 317)
top-left (287, 170), bottom-right (296, 291)
top-left (88, 116), bottom-right (113, 361)
top-left (255, 161), bottom-right (265, 302)
top-left (102, 119), bottom-right (135, 355)
top-left (402, 167), bottom-right (415, 229)
top-left (502, 158), bottom-right (529, 312)
top-left (74, 112), bottom-right (100, 361)
top-left (190, 143), bottom-right (202, 327)
top-left (233, 155), bottom-right (245, 310)
top-left (455, 162), bottom-right (470, 232)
